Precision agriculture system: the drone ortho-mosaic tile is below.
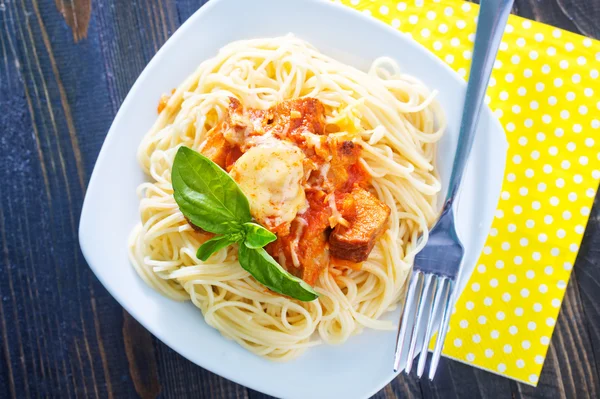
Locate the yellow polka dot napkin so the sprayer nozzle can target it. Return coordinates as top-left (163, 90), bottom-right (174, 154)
top-left (339, 0), bottom-right (599, 386)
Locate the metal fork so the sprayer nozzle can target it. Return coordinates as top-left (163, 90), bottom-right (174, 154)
top-left (393, 0), bottom-right (514, 379)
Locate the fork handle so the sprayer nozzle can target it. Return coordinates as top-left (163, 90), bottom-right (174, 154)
top-left (445, 0), bottom-right (514, 207)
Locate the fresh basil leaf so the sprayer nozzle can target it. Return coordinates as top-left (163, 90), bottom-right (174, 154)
top-left (172, 146), bottom-right (252, 234)
top-left (243, 222), bottom-right (277, 249)
top-left (196, 234), bottom-right (241, 261)
top-left (237, 245), bottom-right (318, 302)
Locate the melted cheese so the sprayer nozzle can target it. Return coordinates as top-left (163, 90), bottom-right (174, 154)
top-left (230, 138), bottom-right (307, 231)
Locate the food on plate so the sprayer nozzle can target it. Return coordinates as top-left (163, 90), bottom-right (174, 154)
top-left (129, 35), bottom-right (445, 360)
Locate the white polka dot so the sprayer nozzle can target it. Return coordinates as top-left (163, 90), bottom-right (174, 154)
top-left (586, 138), bottom-right (595, 147)
top-left (566, 42), bottom-right (574, 51)
top-left (551, 247), bottom-right (560, 256)
top-left (554, 78), bottom-right (563, 87)
top-left (491, 330), bottom-right (500, 339)
top-left (555, 127), bottom-right (564, 137)
top-left (592, 120), bottom-right (600, 129)
top-left (579, 156), bottom-right (588, 165)
top-left (391, 18), bottom-right (401, 28)
top-left (529, 50), bottom-right (538, 60)
top-left (450, 37), bottom-right (460, 47)
top-left (516, 38), bottom-right (526, 47)
top-left (567, 91), bottom-right (576, 101)
top-left (524, 68), bottom-right (533, 78)
top-left (570, 243), bottom-right (579, 252)
top-left (546, 317), bottom-right (555, 327)
top-left (517, 87), bottom-right (527, 96)
top-left (444, 6), bottom-right (453, 16)
top-left (558, 280), bottom-right (567, 290)
top-left (550, 196), bottom-right (559, 206)
top-left (513, 205), bottom-right (522, 215)
top-left (516, 359), bottom-right (525, 369)
top-left (547, 47), bottom-right (556, 56)
top-left (537, 132), bottom-right (546, 141)
top-left (528, 322), bottom-right (537, 331)
top-left (508, 224), bottom-right (516, 233)
top-left (520, 238), bottom-right (529, 247)
top-left (426, 10), bottom-right (436, 20)
top-left (529, 100), bottom-right (539, 110)
top-left (567, 142), bottom-right (576, 151)
top-left (548, 96), bottom-right (557, 105)
top-left (454, 338), bottom-right (462, 347)
top-left (533, 251), bottom-right (541, 261)
top-left (524, 119), bottom-right (533, 128)
top-left (560, 59), bottom-right (569, 69)
top-left (504, 344), bottom-right (512, 354)
top-left (396, 2), bottom-right (407, 11)
top-left (490, 278), bottom-right (499, 288)
top-left (526, 219), bottom-right (535, 228)
top-left (420, 28), bottom-right (431, 38)
top-left (542, 64), bottom-right (551, 74)
top-left (483, 297), bottom-right (492, 306)
top-left (526, 169), bottom-right (534, 178)
top-left (466, 301), bottom-right (475, 310)
top-left (485, 349), bottom-right (494, 358)
top-left (466, 353), bottom-right (475, 362)
top-left (432, 40), bottom-right (442, 50)
top-left (515, 307), bottom-right (524, 316)
top-left (506, 122), bottom-right (515, 132)
top-left (444, 54), bottom-right (454, 64)
top-left (501, 191), bottom-right (510, 200)
top-left (537, 182), bottom-right (545, 191)
top-left (478, 315), bottom-right (487, 324)
top-left (521, 288), bottom-right (530, 298)
top-left (552, 299), bottom-right (561, 308)
top-left (409, 15), bottom-right (418, 24)
top-left (539, 284), bottom-right (548, 293)
top-left (541, 336), bottom-right (550, 345)
top-left (471, 282), bottom-right (480, 292)
top-left (522, 20), bottom-right (532, 29)
top-left (438, 24), bottom-right (448, 34)
top-left (532, 200), bottom-right (541, 210)
top-left (535, 33), bottom-right (544, 42)
top-left (533, 303), bottom-right (542, 312)
top-left (498, 363), bottom-right (506, 373)
top-left (560, 110), bottom-right (570, 119)
top-left (495, 260), bottom-right (504, 269)
top-left (587, 188), bottom-right (596, 198)
top-left (562, 160), bottom-right (571, 170)
top-left (581, 206), bottom-right (590, 216)
top-left (379, 5), bottom-right (389, 14)
top-left (526, 270), bottom-right (535, 279)
top-left (502, 293), bottom-right (511, 302)
top-left (508, 274), bottom-right (517, 283)
top-left (568, 192), bottom-right (577, 201)
top-left (460, 319), bottom-right (468, 328)
top-left (573, 73), bottom-right (582, 84)
top-left (529, 375), bottom-right (539, 384)
top-left (510, 325), bottom-right (519, 334)
top-left (544, 215), bottom-right (553, 224)
top-left (557, 229), bottom-right (566, 239)
top-left (575, 225), bottom-right (585, 234)
top-left (564, 262), bottom-right (573, 271)
top-left (496, 311), bottom-right (505, 320)
top-left (456, 20), bottom-right (466, 29)
top-left (544, 266), bottom-right (554, 276)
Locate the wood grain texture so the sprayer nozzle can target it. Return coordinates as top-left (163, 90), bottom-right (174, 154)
top-left (0, 0), bottom-right (598, 398)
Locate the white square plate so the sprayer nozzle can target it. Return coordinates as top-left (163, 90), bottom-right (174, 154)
top-left (79, 0), bottom-right (507, 397)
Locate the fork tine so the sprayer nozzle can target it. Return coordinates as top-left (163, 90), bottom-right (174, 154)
top-left (393, 270), bottom-right (421, 372)
top-left (416, 276), bottom-right (449, 377)
top-left (428, 279), bottom-right (456, 380)
top-left (405, 273), bottom-right (434, 374)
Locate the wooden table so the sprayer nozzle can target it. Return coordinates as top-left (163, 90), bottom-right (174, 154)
top-left (1, 0), bottom-right (599, 398)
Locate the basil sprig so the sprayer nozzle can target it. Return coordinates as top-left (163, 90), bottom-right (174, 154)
top-left (172, 146), bottom-right (318, 302)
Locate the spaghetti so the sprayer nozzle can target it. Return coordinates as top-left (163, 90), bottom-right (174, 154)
top-left (129, 35), bottom-right (444, 360)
